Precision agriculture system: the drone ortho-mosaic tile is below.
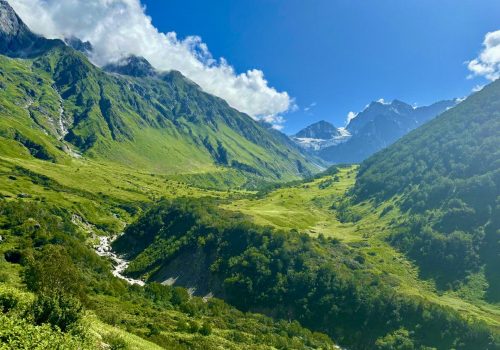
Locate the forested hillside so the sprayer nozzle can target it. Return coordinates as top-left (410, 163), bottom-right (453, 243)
top-left (0, 198), bottom-right (337, 349)
top-left (113, 197), bottom-right (497, 350)
top-left (354, 78), bottom-right (500, 291)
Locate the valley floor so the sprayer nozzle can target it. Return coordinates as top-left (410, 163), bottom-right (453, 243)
top-left (0, 154), bottom-right (499, 348)
top-left (224, 165), bottom-right (500, 331)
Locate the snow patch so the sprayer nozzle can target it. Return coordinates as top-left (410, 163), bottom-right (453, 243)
top-left (292, 128), bottom-right (351, 151)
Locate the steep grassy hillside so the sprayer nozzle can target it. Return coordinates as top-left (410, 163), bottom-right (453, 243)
top-left (353, 78), bottom-right (500, 292)
top-left (0, 48), bottom-right (318, 183)
top-left (0, 0), bottom-right (319, 185)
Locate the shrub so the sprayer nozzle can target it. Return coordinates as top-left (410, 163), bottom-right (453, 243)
top-left (23, 245), bottom-right (84, 297)
top-left (102, 332), bottom-right (128, 350)
top-left (0, 290), bottom-right (19, 314)
top-left (31, 294), bottom-right (82, 332)
top-left (199, 322), bottom-right (212, 336)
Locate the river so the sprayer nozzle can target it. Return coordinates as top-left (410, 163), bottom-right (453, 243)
top-left (94, 235), bottom-right (145, 286)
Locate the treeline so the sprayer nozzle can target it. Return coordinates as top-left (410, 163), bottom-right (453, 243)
top-left (114, 198), bottom-right (499, 350)
top-left (352, 80), bottom-right (500, 290)
top-left (0, 199), bottom-right (336, 349)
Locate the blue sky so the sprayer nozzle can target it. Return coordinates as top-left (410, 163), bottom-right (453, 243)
top-left (141, 0), bottom-right (500, 134)
top-left (12, 0), bottom-right (499, 134)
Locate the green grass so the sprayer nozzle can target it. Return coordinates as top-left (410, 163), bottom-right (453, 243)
top-left (224, 165), bottom-right (362, 240)
top-left (0, 154), bottom-right (243, 235)
top-left (7, 152), bottom-right (496, 333)
top-left (1, 143), bottom-right (499, 345)
top-left (225, 166), bottom-right (500, 332)
top-left (0, 182), bottom-right (337, 350)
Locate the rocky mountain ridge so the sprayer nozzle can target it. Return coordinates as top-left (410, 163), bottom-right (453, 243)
top-left (293, 98), bottom-right (458, 163)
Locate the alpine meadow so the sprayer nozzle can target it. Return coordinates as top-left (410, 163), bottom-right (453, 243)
top-left (0, 1), bottom-right (499, 349)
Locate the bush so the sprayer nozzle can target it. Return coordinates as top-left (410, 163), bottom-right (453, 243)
top-left (4, 249), bottom-right (22, 264)
top-left (0, 290), bottom-right (19, 314)
top-left (0, 314), bottom-right (92, 349)
top-left (102, 332), bottom-right (128, 350)
top-left (147, 323), bottom-right (161, 337)
top-left (189, 320), bottom-right (201, 333)
top-left (375, 328), bottom-right (415, 350)
top-left (31, 294), bottom-right (82, 332)
top-left (199, 322), bottom-right (212, 336)
top-left (23, 245), bottom-right (84, 297)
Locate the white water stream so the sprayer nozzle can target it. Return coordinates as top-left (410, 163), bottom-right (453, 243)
top-left (94, 236), bottom-right (145, 286)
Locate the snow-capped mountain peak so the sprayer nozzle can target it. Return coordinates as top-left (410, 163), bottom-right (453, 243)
top-left (292, 120), bottom-right (351, 151)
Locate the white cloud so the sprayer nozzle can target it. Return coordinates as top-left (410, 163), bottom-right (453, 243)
top-left (346, 111), bottom-right (358, 125)
top-left (467, 30), bottom-right (500, 81)
top-left (304, 102), bottom-right (317, 112)
top-left (8, 0), bottom-right (292, 121)
top-left (472, 84), bottom-right (484, 93)
top-left (261, 114), bottom-right (286, 130)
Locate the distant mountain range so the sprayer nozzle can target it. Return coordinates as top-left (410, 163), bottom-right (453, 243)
top-left (292, 99), bottom-right (459, 163)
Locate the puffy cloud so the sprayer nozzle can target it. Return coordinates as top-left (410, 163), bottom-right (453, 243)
top-left (467, 30), bottom-right (500, 81)
top-left (8, 0), bottom-right (292, 121)
top-left (261, 114), bottom-right (286, 130)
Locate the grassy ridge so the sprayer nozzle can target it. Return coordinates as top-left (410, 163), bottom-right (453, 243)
top-left (0, 48), bottom-right (319, 183)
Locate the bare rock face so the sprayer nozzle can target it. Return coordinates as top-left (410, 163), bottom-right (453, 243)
top-left (318, 99), bottom-right (458, 163)
top-left (104, 55), bottom-right (158, 78)
top-left (64, 36), bottom-right (93, 55)
top-left (295, 120), bottom-right (341, 140)
top-left (0, 0), bottom-right (62, 57)
top-left (0, 0), bottom-right (25, 35)
top-left (292, 121), bottom-right (351, 151)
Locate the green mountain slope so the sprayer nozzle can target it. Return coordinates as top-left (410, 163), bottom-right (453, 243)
top-left (353, 79), bottom-right (500, 291)
top-left (0, 1), bottom-right (319, 184)
top-left (0, 49), bottom-right (317, 181)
